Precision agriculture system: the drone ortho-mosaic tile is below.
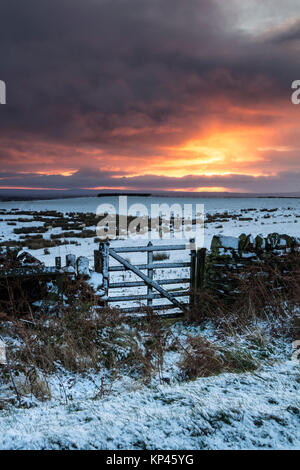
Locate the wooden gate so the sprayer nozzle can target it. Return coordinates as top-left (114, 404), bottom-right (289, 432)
top-left (95, 241), bottom-right (196, 315)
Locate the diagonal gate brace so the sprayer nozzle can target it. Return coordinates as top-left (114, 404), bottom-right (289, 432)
top-left (109, 248), bottom-right (187, 312)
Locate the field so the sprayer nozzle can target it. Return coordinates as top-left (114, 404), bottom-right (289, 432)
top-left (0, 196), bottom-right (299, 450)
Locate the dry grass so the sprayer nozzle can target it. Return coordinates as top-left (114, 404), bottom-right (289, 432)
top-left (1, 247), bottom-right (299, 404)
top-left (178, 335), bottom-right (257, 380)
top-left (0, 287), bottom-right (173, 402)
top-left (187, 251), bottom-right (300, 338)
top-left (0, 304), bottom-right (172, 403)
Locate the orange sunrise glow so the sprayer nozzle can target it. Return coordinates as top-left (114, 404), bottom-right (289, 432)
top-left (0, 1), bottom-right (299, 195)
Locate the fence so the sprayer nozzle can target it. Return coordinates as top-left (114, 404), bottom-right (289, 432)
top-left (0, 254), bottom-right (78, 280)
top-left (94, 241), bottom-right (200, 315)
top-left (0, 242), bottom-right (204, 317)
top-left (93, 232), bottom-right (300, 315)
top-left (199, 232), bottom-right (300, 300)
top-left (3, 231), bottom-right (296, 317)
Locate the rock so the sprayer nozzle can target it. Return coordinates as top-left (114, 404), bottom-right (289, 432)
top-left (0, 340), bottom-right (6, 365)
top-left (66, 254), bottom-right (76, 269)
top-left (255, 234), bottom-right (265, 251)
top-left (203, 232), bottom-right (300, 303)
top-left (17, 252), bottom-right (44, 267)
top-left (211, 235), bottom-right (239, 252)
top-left (76, 256), bottom-right (90, 277)
top-left (87, 272), bottom-right (103, 292)
top-left (238, 234), bottom-right (254, 253)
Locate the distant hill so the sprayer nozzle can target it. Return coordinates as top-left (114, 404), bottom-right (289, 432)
top-left (97, 192), bottom-right (152, 197)
top-left (0, 188), bottom-right (300, 202)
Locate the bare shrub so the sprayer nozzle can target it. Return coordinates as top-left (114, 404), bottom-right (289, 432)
top-left (132, 308), bottom-right (169, 379)
top-left (186, 251), bottom-right (300, 338)
top-left (5, 297), bottom-right (170, 385)
top-left (178, 335), bottom-right (257, 380)
top-left (18, 368), bottom-right (51, 402)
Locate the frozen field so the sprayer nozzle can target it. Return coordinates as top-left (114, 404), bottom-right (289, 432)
top-left (0, 196), bottom-right (300, 307)
top-left (1, 195), bottom-right (300, 218)
top-left (1, 196), bottom-right (300, 261)
top-left (1, 196), bottom-right (300, 311)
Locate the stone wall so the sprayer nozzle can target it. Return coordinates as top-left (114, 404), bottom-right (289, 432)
top-left (200, 233), bottom-right (300, 299)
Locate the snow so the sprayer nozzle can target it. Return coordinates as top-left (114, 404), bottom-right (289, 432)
top-left (1, 195), bottom-right (300, 311)
top-left (218, 236), bottom-right (240, 249)
top-left (0, 341), bottom-right (6, 365)
top-left (76, 256), bottom-right (90, 276)
top-left (1, 197), bottom-right (300, 268)
top-left (87, 272), bottom-right (103, 291)
top-left (0, 316), bottom-right (299, 450)
top-left (0, 196), bottom-right (300, 449)
top-left (0, 341), bottom-right (299, 450)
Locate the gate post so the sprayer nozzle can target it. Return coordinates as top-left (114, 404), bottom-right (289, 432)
top-left (94, 250), bottom-right (101, 273)
top-left (190, 238), bottom-right (196, 307)
top-left (196, 248), bottom-right (206, 290)
top-left (98, 242), bottom-right (109, 298)
top-left (147, 241), bottom-right (153, 307)
top-left (55, 257), bottom-right (63, 301)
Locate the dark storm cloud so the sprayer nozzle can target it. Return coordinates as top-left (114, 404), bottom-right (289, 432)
top-left (1, 168), bottom-right (300, 193)
top-left (267, 19), bottom-right (300, 43)
top-left (0, 0), bottom-right (300, 194)
top-left (0, 0), bottom-right (226, 138)
top-left (0, 0), bottom-right (298, 148)
top-left (0, 168), bottom-right (122, 188)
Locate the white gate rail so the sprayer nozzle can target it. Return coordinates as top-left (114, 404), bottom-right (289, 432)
top-left (96, 241), bottom-right (194, 314)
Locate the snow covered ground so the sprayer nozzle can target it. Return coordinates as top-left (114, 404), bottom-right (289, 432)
top-left (0, 323), bottom-right (299, 450)
top-left (0, 196), bottom-right (299, 450)
top-left (1, 196), bottom-right (300, 264)
top-left (1, 195), bottom-right (300, 310)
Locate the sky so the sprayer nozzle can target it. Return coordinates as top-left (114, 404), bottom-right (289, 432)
top-left (0, 0), bottom-right (300, 194)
